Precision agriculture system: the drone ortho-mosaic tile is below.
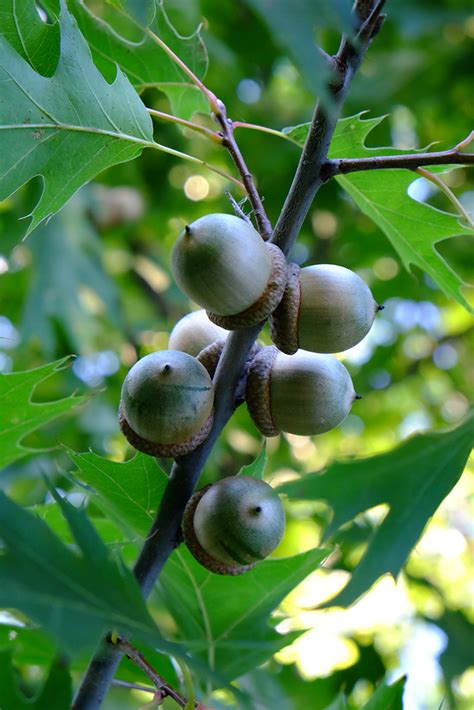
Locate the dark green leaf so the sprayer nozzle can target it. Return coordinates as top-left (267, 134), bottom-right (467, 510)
top-left (0, 0), bottom-right (60, 76)
top-left (0, 358), bottom-right (85, 470)
top-left (68, 0), bottom-right (209, 119)
top-left (70, 450), bottom-right (167, 536)
top-left (0, 490), bottom-right (176, 655)
top-left (0, 0), bottom-right (153, 234)
top-left (283, 114), bottom-right (473, 309)
top-left (279, 413), bottom-right (473, 607)
top-left (0, 651), bottom-right (72, 710)
top-left (157, 545), bottom-right (329, 682)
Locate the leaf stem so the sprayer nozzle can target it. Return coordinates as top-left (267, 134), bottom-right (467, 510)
top-left (147, 108), bottom-right (223, 143)
top-left (416, 167), bottom-right (474, 229)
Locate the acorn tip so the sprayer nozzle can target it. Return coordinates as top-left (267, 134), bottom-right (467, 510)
top-left (355, 394), bottom-right (363, 400)
top-left (377, 304), bottom-right (385, 312)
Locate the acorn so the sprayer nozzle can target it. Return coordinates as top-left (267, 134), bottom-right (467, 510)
top-left (246, 346), bottom-right (357, 437)
top-left (270, 263), bottom-right (380, 354)
top-left (168, 309), bottom-right (227, 357)
top-left (183, 476), bottom-right (285, 575)
top-left (119, 350), bottom-right (214, 458)
top-left (171, 213), bottom-right (287, 330)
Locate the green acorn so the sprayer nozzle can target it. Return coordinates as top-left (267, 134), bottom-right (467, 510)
top-left (119, 350), bottom-right (214, 458)
top-left (171, 213), bottom-right (287, 329)
top-left (246, 346), bottom-right (358, 437)
top-left (270, 263), bottom-right (380, 354)
top-left (183, 476), bottom-right (285, 575)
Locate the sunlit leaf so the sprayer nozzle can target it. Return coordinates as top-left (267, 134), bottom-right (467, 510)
top-left (157, 545), bottom-right (329, 682)
top-left (0, 358), bottom-right (85, 470)
top-left (70, 450), bottom-right (167, 536)
top-left (279, 413), bottom-right (473, 607)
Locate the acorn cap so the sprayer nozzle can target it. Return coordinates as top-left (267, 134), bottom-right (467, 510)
top-left (207, 243), bottom-right (288, 330)
top-left (271, 264), bottom-right (379, 354)
top-left (119, 402), bottom-right (213, 458)
top-left (119, 350), bottom-right (214, 457)
top-left (182, 486), bottom-right (256, 575)
top-left (197, 339), bottom-right (263, 380)
top-left (169, 310), bottom-right (228, 357)
top-left (172, 213), bottom-right (274, 316)
top-left (269, 263), bottom-right (301, 354)
top-left (246, 347), bottom-right (357, 437)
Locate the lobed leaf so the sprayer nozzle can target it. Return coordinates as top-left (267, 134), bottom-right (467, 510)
top-left (283, 114), bottom-right (473, 309)
top-left (0, 651), bottom-right (72, 710)
top-left (0, 0), bottom-right (153, 234)
top-left (279, 412), bottom-right (474, 607)
top-left (0, 358), bottom-right (86, 470)
top-left (68, 0), bottom-right (209, 119)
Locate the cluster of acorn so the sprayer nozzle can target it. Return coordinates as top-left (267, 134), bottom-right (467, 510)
top-left (119, 214), bottom-right (380, 575)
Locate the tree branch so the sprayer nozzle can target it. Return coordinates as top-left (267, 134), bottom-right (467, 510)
top-left (321, 145), bottom-right (474, 180)
top-left (271, 0), bottom-right (386, 255)
top-left (73, 2), bottom-right (385, 707)
top-left (114, 637), bottom-right (207, 709)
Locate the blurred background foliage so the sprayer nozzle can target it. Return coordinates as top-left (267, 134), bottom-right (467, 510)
top-left (0, 0), bottom-right (472, 708)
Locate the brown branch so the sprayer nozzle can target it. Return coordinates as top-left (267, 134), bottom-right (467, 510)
top-left (321, 144), bottom-right (474, 180)
top-left (214, 101), bottom-right (273, 240)
top-left (73, 3), bottom-right (386, 707)
top-left (115, 637), bottom-right (208, 709)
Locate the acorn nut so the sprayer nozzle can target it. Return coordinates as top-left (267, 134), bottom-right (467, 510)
top-left (171, 213), bottom-right (288, 330)
top-left (270, 264), bottom-right (380, 354)
top-left (169, 309), bottom-right (228, 357)
top-left (246, 346), bottom-right (357, 437)
top-left (119, 350), bottom-right (214, 458)
top-left (183, 476), bottom-right (285, 575)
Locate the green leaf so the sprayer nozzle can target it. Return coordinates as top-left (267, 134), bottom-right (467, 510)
top-left (157, 545), bottom-right (329, 682)
top-left (363, 676), bottom-right (405, 709)
top-left (243, 0), bottom-right (352, 101)
top-left (278, 413), bottom-right (474, 608)
top-left (239, 445), bottom-right (266, 479)
top-left (0, 0), bottom-right (153, 234)
top-left (22, 193), bottom-right (121, 355)
top-left (68, 0), bottom-right (209, 120)
top-left (68, 447), bottom-right (328, 680)
top-left (0, 358), bottom-right (86, 471)
top-left (0, 1), bottom-right (60, 76)
top-left (322, 676), bottom-right (405, 710)
top-left (283, 114), bottom-right (473, 309)
top-left (70, 450), bottom-right (167, 537)
top-left (0, 651), bottom-right (72, 710)
top-left (0, 489), bottom-right (180, 656)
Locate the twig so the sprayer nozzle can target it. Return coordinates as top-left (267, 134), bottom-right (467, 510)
top-left (71, 3), bottom-right (387, 707)
top-left (321, 143), bottom-right (474, 180)
top-left (114, 637), bottom-right (201, 708)
top-left (214, 101), bottom-right (273, 240)
top-left (416, 168), bottom-right (474, 228)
